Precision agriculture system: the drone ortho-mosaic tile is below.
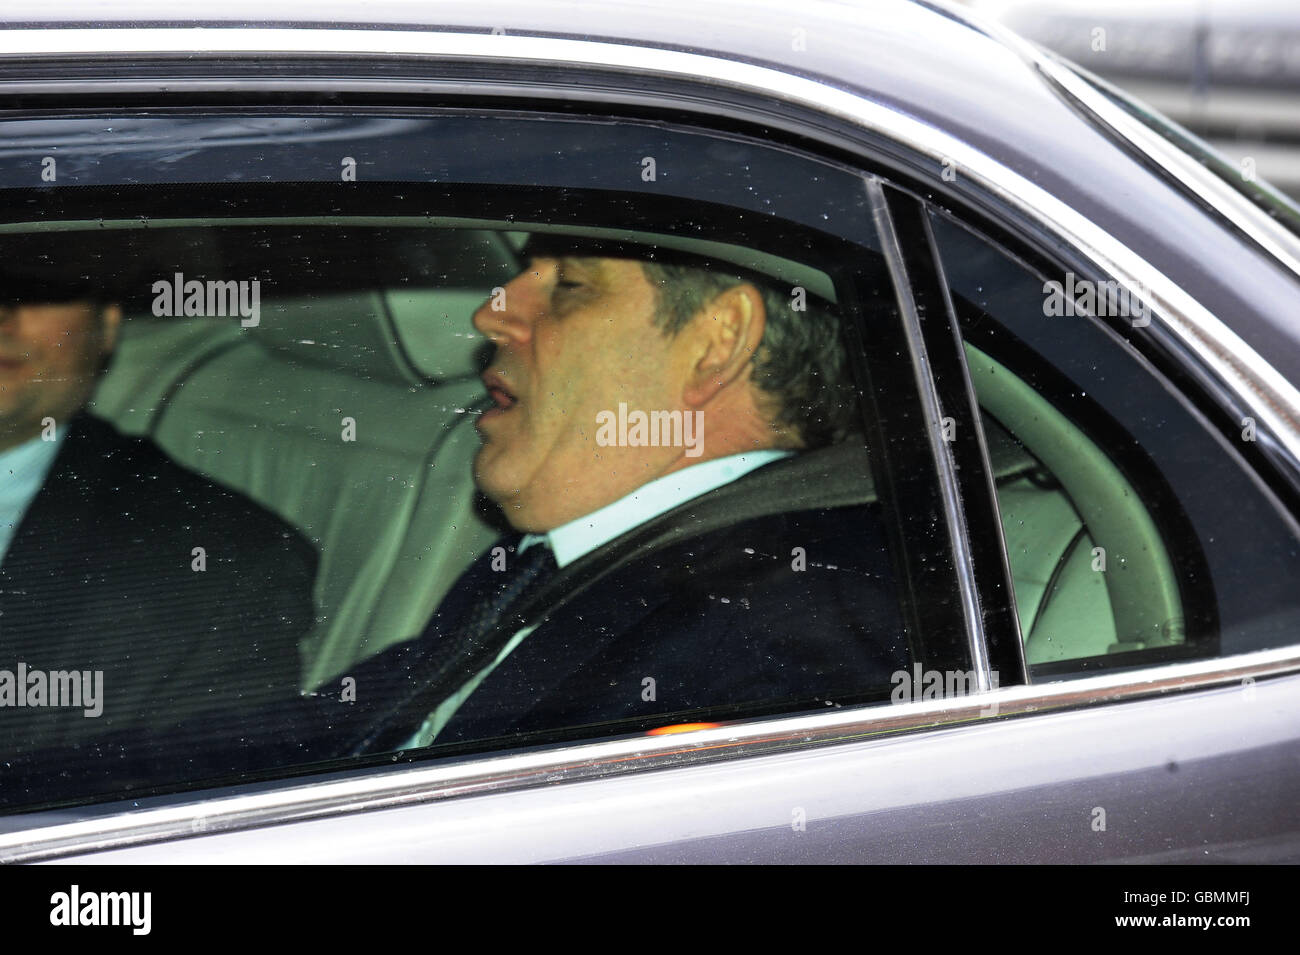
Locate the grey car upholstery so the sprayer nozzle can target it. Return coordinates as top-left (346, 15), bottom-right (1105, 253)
top-left (983, 415), bottom-right (1117, 662)
top-left (967, 343), bottom-right (1184, 664)
top-left (91, 298), bottom-right (500, 689)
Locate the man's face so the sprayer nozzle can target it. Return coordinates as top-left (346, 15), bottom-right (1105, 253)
top-left (471, 256), bottom-right (694, 531)
top-left (0, 301), bottom-right (120, 448)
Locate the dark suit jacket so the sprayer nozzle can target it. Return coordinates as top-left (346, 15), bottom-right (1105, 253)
top-left (0, 413), bottom-right (316, 774)
top-left (11, 443), bottom-right (903, 803)
top-left (336, 442), bottom-right (908, 754)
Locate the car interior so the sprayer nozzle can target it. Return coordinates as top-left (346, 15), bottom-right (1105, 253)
top-left (967, 342), bottom-right (1184, 664)
top-left (64, 219), bottom-right (1190, 693)
top-left (87, 224), bottom-right (510, 688)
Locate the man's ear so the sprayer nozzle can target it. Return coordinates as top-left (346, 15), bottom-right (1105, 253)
top-left (97, 304), bottom-right (122, 354)
top-left (681, 283), bottom-right (766, 407)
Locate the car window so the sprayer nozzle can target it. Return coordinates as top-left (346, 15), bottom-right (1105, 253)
top-left (929, 209), bottom-right (1300, 679)
top-left (0, 112), bottom-right (961, 813)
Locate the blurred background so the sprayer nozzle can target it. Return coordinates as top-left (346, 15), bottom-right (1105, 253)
top-left (959, 0), bottom-right (1300, 199)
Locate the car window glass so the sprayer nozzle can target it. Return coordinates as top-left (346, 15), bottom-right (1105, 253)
top-left (930, 209), bottom-right (1300, 679)
top-left (0, 113), bottom-right (943, 813)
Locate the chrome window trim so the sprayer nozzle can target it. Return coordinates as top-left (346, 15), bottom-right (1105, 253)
top-left (930, 0), bottom-right (1300, 283)
top-left (0, 28), bottom-right (1295, 471)
top-left (868, 178), bottom-right (991, 688)
top-left (0, 27), bottom-right (1294, 860)
top-left (2, 644), bottom-right (1297, 863)
top-left (1040, 59), bottom-right (1300, 279)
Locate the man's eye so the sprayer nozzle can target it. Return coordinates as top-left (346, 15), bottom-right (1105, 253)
top-left (553, 279), bottom-right (588, 302)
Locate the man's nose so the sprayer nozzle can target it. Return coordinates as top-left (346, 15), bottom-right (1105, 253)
top-left (471, 273), bottom-right (541, 346)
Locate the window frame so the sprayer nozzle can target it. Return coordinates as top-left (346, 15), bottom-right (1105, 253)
top-left (0, 106), bottom-right (982, 821)
top-left (871, 183), bottom-right (1027, 688)
top-left (915, 198), bottom-right (1221, 679)
top-left (917, 195), bottom-right (1300, 680)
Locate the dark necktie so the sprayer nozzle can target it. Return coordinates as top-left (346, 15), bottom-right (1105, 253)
top-left (350, 535), bottom-right (557, 753)
top-left (439, 537), bottom-right (558, 665)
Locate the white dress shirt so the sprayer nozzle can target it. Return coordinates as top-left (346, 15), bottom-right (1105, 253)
top-left (0, 429), bottom-right (65, 568)
top-left (405, 449), bottom-right (792, 747)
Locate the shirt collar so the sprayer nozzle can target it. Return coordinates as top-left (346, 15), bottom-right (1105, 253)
top-left (0, 427), bottom-right (65, 493)
top-left (521, 449), bottom-right (793, 568)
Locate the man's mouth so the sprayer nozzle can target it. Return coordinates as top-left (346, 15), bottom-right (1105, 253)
top-left (479, 372), bottom-right (519, 424)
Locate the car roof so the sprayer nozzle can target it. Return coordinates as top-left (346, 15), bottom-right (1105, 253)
top-left (0, 0), bottom-right (1063, 156)
top-left (0, 1), bottom-right (1125, 227)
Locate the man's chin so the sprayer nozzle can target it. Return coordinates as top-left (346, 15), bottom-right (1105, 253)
top-left (473, 460), bottom-right (557, 534)
top-left (476, 483), bottom-right (544, 533)
top-left (473, 449), bottom-right (522, 505)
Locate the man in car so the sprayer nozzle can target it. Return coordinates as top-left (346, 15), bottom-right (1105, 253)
top-left (0, 245), bottom-right (316, 783)
top-left (330, 237), bottom-right (907, 753)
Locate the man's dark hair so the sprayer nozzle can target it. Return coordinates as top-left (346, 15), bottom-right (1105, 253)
top-left (640, 262), bottom-right (858, 449)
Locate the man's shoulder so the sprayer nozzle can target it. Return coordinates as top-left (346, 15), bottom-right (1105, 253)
top-left (522, 444), bottom-right (896, 658)
top-left (573, 498), bottom-right (892, 625)
top-left (55, 413), bottom-right (306, 547)
top-left (442, 451), bottom-right (902, 741)
top-left (552, 442), bottom-right (883, 597)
